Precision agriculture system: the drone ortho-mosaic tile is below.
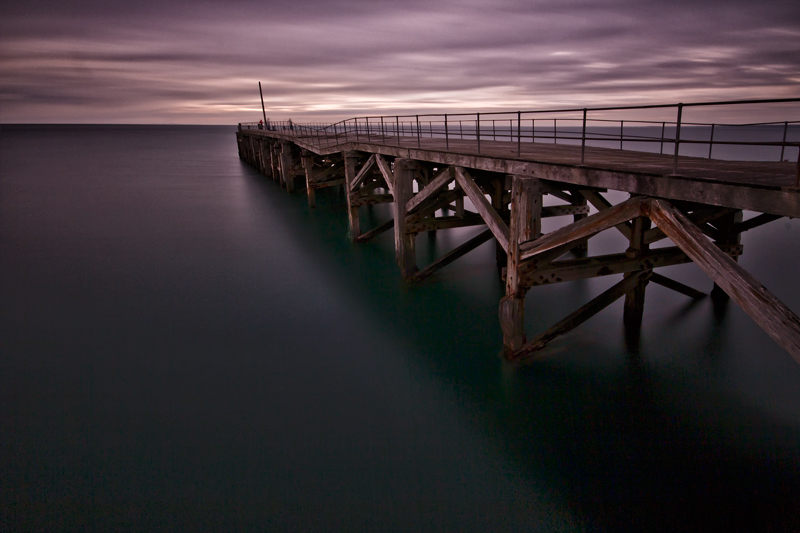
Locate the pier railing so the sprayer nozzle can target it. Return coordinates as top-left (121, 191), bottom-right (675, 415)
top-left (241, 98), bottom-right (800, 183)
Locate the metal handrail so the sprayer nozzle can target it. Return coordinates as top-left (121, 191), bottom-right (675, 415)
top-left (239, 98), bottom-right (800, 185)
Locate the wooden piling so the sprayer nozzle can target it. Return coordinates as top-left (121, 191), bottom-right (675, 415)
top-left (393, 158), bottom-right (418, 277)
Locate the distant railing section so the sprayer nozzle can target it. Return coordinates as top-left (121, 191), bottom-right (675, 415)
top-left (240, 98), bottom-right (800, 184)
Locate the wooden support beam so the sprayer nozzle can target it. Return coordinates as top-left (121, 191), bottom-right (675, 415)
top-left (407, 189), bottom-right (464, 222)
top-left (579, 190), bottom-right (632, 240)
top-left (541, 205), bottom-right (590, 217)
top-left (406, 166), bottom-right (453, 213)
top-left (509, 271), bottom-right (652, 361)
top-left (519, 245), bottom-right (741, 287)
top-left (570, 193), bottom-right (590, 255)
top-left (409, 229), bottom-right (493, 282)
top-left (454, 167), bottom-right (510, 253)
top-left (309, 163), bottom-right (339, 184)
top-left (393, 159), bottom-right (417, 277)
top-left (501, 175), bottom-right (540, 352)
top-left (623, 214), bottom-right (652, 330)
top-left (650, 273), bottom-right (706, 299)
top-left (645, 199), bottom-right (800, 363)
top-left (519, 196), bottom-right (644, 261)
top-left (375, 154), bottom-right (396, 197)
top-left (280, 141), bottom-right (294, 192)
top-left (343, 151), bottom-right (361, 239)
top-left (270, 142), bottom-right (281, 183)
top-left (301, 151), bottom-right (316, 208)
top-left (643, 206), bottom-right (737, 245)
top-left (350, 194), bottom-right (395, 207)
top-left (732, 213), bottom-right (783, 234)
top-left (349, 154), bottom-right (376, 192)
top-left (406, 214), bottom-right (485, 233)
top-left (355, 218), bottom-right (395, 243)
top-left (309, 178), bottom-right (345, 190)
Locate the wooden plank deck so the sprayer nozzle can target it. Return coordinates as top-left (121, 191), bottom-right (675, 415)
top-left (247, 130), bottom-right (800, 217)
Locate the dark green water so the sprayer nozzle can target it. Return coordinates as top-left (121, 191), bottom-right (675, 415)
top-left (2, 125), bottom-right (800, 531)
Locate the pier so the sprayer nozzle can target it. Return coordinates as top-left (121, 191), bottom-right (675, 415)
top-left (236, 98), bottom-right (800, 363)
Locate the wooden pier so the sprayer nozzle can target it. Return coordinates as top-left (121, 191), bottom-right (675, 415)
top-left (236, 99), bottom-right (800, 363)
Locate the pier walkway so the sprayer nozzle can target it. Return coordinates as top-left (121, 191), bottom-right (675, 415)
top-left (236, 98), bottom-right (800, 363)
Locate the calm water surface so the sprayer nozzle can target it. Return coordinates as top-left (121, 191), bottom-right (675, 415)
top-left (2, 125), bottom-right (800, 531)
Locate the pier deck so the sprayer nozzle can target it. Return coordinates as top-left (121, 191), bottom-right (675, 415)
top-left (236, 99), bottom-right (800, 363)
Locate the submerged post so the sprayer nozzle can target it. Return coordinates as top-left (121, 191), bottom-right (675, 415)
top-left (393, 158), bottom-right (417, 277)
top-left (344, 151), bottom-right (361, 239)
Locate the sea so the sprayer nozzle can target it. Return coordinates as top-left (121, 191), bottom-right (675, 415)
top-left (2, 124), bottom-right (800, 531)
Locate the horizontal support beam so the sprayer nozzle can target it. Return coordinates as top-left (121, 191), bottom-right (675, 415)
top-left (406, 214), bottom-right (485, 233)
top-left (309, 178), bottom-right (345, 190)
top-left (519, 244), bottom-right (742, 287)
top-left (542, 204), bottom-right (590, 218)
top-left (351, 194), bottom-right (394, 207)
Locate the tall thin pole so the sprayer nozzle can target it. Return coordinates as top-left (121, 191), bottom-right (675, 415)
top-left (258, 82), bottom-right (268, 126)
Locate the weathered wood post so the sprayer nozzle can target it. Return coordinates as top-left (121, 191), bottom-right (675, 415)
top-left (623, 208), bottom-right (652, 330)
top-left (269, 142), bottom-right (280, 183)
top-left (393, 158), bottom-right (418, 277)
top-left (343, 151), bottom-right (361, 239)
top-left (493, 176), bottom-right (511, 267)
top-left (711, 210), bottom-right (744, 301)
top-left (280, 141), bottom-right (294, 192)
top-left (259, 139), bottom-right (272, 178)
top-left (301, 150), bottom-right (316, 208)
top-left (571, 194), bottom-right (589, 256)
top-left (500, 176), bottom-right (541, 353)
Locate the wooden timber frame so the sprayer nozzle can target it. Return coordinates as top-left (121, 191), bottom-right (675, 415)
top-left (236, 121), bottom-right (800, 365)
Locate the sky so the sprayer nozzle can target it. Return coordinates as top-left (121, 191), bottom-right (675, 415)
top-left (1, 0), bottom-right (799, 124)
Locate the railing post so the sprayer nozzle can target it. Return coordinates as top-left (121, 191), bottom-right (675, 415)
top-left (581, 108), bottom-right (587, 164)
top-left (660, 122), bottom-right (665, 154)
top-left (355, 117), bottom-right (360, 142)
top-left (477, 113), bottom-right (481, 154)
top-left (781, 121), bottom-right (788, 161)
top-left (380, 116), bottom-right (385, 140)
top-left (554, 119), bottom-right (557, 143)
top-left (673, 103), bottom-right (683, 174)
top-left (517, 111), bottom-right (521, 157)
top-left (708, 123), bottom-right (715, 159)
top-left (445, 115), bottom-right (449, 150)
top-left (620, 120), bottom-right (624, 149)
top-left (416, 115), bottom-right (421, 148)
top-left (396, 116), bottom-right (400, 147)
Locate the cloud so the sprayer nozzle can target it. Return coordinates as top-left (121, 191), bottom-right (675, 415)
top-left (1, 0), bottom-right (798, 123)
